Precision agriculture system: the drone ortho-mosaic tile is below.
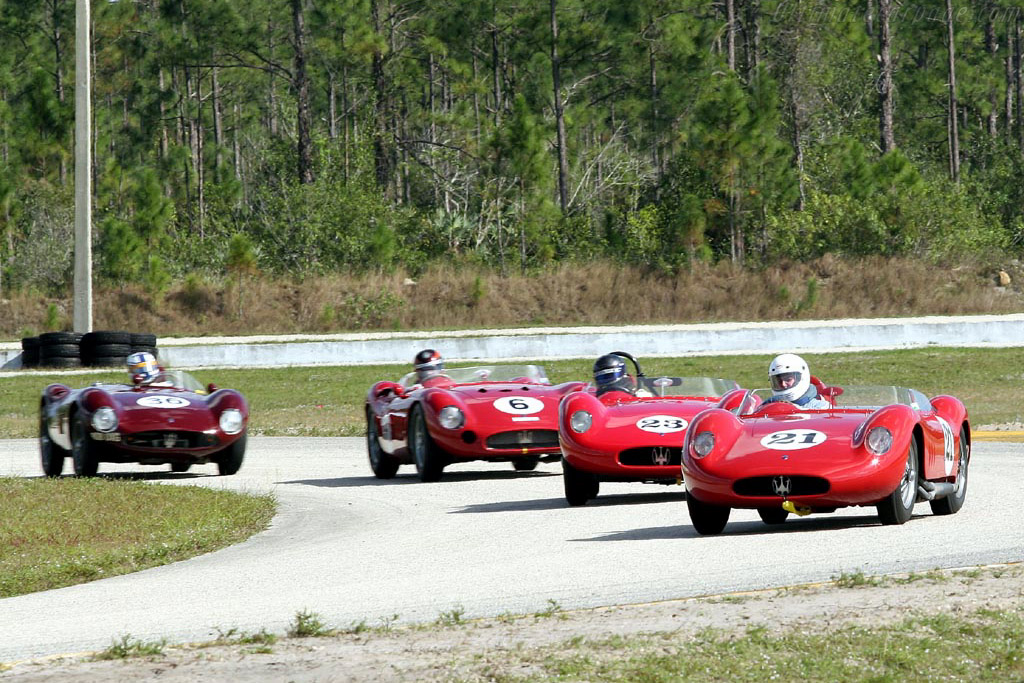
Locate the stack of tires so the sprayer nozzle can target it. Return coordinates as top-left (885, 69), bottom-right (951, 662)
top-left (80, 331), bottom-right (159, 367)
top-left (20, 336), bottom-right (40, 369)
top-left (37, 332), bottom-right (84, 369)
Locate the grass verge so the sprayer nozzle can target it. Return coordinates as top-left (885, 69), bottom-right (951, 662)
top-left (0, 477), bottom-right (275, 598)
top-left (2, 346), bottom-right (1024, 439)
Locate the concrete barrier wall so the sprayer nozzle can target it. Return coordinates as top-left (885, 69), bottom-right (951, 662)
top-left (4, 314), bottom-right (1022, 370)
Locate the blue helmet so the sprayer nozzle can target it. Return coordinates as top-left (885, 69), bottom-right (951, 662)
top-left (593, 354), bottom-right (633, 395)
top-left (127, 351), bottom-right (160, 384)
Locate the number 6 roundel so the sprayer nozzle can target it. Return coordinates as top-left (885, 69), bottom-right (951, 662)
top-left (493, 396), bottom-right (544, 415)
top-left (760, 429), bottom-right (826, 450)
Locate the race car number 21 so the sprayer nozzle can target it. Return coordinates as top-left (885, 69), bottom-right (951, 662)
top-left (493, 396), bottom-right (544, 415)
top-left (760, 429), bottom-right (826, 450)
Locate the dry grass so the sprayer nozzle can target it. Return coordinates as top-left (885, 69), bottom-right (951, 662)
top-left (2, 256), bottom-right (1021, 340)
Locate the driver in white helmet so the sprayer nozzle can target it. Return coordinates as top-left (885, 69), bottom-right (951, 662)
top-left (762, 353), bottom-right (831, 409)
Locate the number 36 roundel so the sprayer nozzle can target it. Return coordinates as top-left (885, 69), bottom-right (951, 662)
top-left (759, 429), bottom-right (826, 450)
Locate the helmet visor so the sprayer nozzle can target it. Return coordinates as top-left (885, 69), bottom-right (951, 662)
top-left (770, 371), bottom-right (802, 392)
top-left (594, 365), bottom-right (625, 386)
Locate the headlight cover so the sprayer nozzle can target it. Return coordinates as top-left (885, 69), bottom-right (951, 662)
top-left (692, 431), bottom-right (716, 458)
top-left (91, 406), bottom-right (118, 432)
top-left (438, 406), bottom-right (465, 430)
top-left (865, 426), bottom-right (893, 455)
top-left (219, 408), bottom-right (244, 435)
top-left (570, 410), bottom-right (592, 434)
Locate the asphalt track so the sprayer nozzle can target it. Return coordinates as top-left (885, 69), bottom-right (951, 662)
top-left (1, 436), bottom-right (1022, 664)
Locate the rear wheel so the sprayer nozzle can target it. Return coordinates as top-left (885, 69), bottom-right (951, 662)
top-left (562, 457), bottom-right (599, 506)
top-left (409, 405), bottom-right (444, 482)
top-left (170, 463), bottom-right (191, 473)
top-left (217, 433), bottom-right (246, 476)
top-left (757, 507), bottom-right (789, 525)
top-left (513, 456), bottom-right (540, 472)
top-left (39, 413), bottom-right (66, 477)
top-left (930, 426), bottom-right (969, 516)
top-left (367, 409), bottom-right (400, 479)
top-left (877, 438), bottom-right (919, 525)
top-left (686, 494), bottom-right (731, 535)
top-left (71, 418), bottom-right (100, 477)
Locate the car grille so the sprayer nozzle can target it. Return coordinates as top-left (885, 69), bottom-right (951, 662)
top-left (124, 431), bottom-right (219, 449)
top-left (732, 476), bottom-right (830, 497)
top-left (486, 430), bottom-right (559, 449)
top-left (619, 446), bottom-right (682, 467)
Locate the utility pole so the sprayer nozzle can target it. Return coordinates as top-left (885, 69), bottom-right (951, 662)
top-left (73, 0), bottom-right (92, 332)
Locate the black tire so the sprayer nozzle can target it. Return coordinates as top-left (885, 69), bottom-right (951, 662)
top-left (217, 433), bottom-right (247, 476)
top-left (513, 456), bottom-right (540, 471)
top-left (81, 331), bottom-right (132, 347)
top-left (757, 507), bottom-right (789, 525)
top-left (131, 333), bottom-right (158, 347)
top-left (39, 332), bottom-right (83, 345)
top-left (21, 337), bottom-right (40, 369)
top-left (131, 346), bottom-right (159, 359)
top-left (367, 409), bottom-right (400, 479)
top-left (171, 463), bottom-right (191, 473)
top-left (85, 355), bottom-right (129, 368)
top-left (39, 356), bottom-right (83, 368)
top-left (83, 343), bottom-right (132, 357)
top-left (39, 413), bottom-right (66, 477)
top-left (562, 457), bottom-right (599, 506)
top-left (408, 404), bottom-right (444, 482)
top-left (686, 494), bottom-right (731, 535)
top-left (71, 418), bottom-right (100, 477)
top-left (39, 344), bottom-right (81, 358)
top-left (930, 426), bottom-right (969, 516)
top-left (877, 438), bottom-right (919, 525)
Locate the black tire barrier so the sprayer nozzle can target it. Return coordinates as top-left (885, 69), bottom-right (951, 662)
top-left (81, 331), bottom-right (132, 348)
top-left (130, 333), bottom-right (157, 348)
top-left (85, 343), bottom-right (132, 357)
top-left (38, 356), bottom-right (82, 369)
top-left (39, 331), bottom-right (83, 346)
top-left (87, 355), bottom-right (129, 368)
top-left (20, 337), bottom-right (40, 369)
top-left (131, 346), bottom-right (159, 359)
top-left (40, 344), bottom-right (81, 359)
top-left (38, 332), bottom-right (83, 367)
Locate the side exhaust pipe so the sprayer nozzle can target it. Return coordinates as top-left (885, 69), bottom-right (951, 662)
top-left (917, 480), bottom-right (956, 501)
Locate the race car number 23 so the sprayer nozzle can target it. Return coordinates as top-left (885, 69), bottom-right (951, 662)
top-left (760, 429), bottom-right (826, 450)
top-left (636, 415), bottom-right (688, 434)
top-left (136, 396), bottom-right (191, 408)
top-left (493, 396), bottom-right (544, 415)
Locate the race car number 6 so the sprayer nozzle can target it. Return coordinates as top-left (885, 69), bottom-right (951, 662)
top-left (137, 396), bottom-right (191, 408)
top-left (760, 429), bottom-right (826, 450)
top-left (493, 396), bottom-right (544, 415)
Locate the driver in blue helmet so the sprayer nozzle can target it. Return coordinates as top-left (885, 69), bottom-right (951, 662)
top-left (593, 353), bottom-right (636, 397)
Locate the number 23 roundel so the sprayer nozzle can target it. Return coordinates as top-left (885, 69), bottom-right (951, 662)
top-left (760, 429), bottom-right (826, 450)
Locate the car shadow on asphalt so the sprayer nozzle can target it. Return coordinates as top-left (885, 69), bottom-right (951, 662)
top-left (84, 471), bottom-right (206, 481)
top-left (574, 513), bottom-right (892, 541)
top-left (278, 469), bottom-right (560, 488)
top-left (453, 489), bottom-right (688, 513)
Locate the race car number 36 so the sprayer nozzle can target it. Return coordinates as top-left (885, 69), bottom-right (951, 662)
top-left (493, 396), bottom-right (544, 415)
top-left (137, 396), bottom-right (191, 408)
top-left (760, 429), bottom-right (826, 450)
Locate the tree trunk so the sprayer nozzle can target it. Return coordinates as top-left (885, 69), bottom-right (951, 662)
top-left (292, 0), bottom-right (315, 184)
top-left (726, 0), bottom-right (736, 71)
top-left (212, 66), bottom-right (225, 174)
top-left (878, 0), bottom-right (896, 153)
top-left (550, 0), bottom-right (570, 214)
top-left (371, 0), bottom-right (391, 192)
top-left (649, 39), bottom-right (660, 179)
top-left (986, 3), bottom-right (998, 137)
top-left (945, 0), bottom-right (959, 182)
top-left (491, 1), bottom-right (502, 125)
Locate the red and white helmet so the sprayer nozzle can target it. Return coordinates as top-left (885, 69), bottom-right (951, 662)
top-left (768, 353), bottom-right (810, 403)
top-left (413, 349), bottom-right (444, 382)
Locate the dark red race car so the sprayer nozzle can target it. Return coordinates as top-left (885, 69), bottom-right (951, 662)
top-left (365, 364), bottom-right (586, 481)
top-left (39, 369), bottom-right (249, 477)
top-left (681, 383), bottom-right (971, 534)
top-left (558, 352), bottom-right (744, 506)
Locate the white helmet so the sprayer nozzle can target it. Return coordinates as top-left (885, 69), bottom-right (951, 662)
top-left (768, 353), bottom-right (810, 403)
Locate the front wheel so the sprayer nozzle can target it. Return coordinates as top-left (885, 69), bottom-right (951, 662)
top-left (367, 409), bottom-right (400, 479)
top-left (930, 426), bottom-right (969, 516)
top-left (877, 438), bottom-right (919, 525)
top-left (686, 494), bottom-right (731, 535)
top-left (562, 457), bottom-right (599, 506)
top-left (71, 418), bottom-right (100, 477)
top-left (40, 413), bottom-right (66, 477)
top-left (757, 507), bottom-right (789, 525)
top-left (217, 433), bottom-right (246, 476)
top-left (170, 463), bottom-right (191, 473)
top-left (409, 405), bottom-right (444, 482)
top-left (513, 456), bottom-right (540, 472)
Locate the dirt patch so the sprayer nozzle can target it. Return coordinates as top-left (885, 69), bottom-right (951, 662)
top-left (3, 565), bottom-right (1021, 682)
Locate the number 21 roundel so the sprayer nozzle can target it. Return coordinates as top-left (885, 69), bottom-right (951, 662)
top-left (493, 396), bottom-right (544, 415)
top-left (760, 429), bottom-right (826, 450)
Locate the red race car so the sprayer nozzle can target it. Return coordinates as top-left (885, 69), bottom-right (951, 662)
top-left (558, 352), bottom-right (744, 506)
top-left (39, 369), bottom-right (249, 477)
top-left (366, 364), bottom-right (586, 481)
top-left (681, 383), bottom-right (971, 534)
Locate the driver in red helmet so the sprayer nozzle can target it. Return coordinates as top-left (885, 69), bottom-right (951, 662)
top-left (413, 349), bottom-right (449, 387)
